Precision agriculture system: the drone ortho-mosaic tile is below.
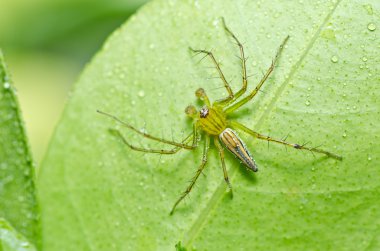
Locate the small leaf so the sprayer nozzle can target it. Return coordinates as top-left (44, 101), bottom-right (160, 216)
top-left (0, 51), bottom-right (40, 248)
top-left (0, 218), bottom-right (37, 251)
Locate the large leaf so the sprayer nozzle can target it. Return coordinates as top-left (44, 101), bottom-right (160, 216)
top-left (39, 0), bottom-right (380, 250)
top-left (0, 52), bottom-right (39, 248)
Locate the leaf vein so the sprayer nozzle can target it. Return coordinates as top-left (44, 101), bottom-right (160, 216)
top-left (182, 0), bottom-right (343, 247)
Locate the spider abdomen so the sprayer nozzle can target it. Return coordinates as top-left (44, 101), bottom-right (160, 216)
top-left (219, 128), bottom-right (258, 172)
top-left (198, 106), bottom-right (227, 135)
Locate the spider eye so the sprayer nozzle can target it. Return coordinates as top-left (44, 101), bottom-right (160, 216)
top-left (185, 105), bottom-right (197, 117)
top-left (199, 107), bottom-right (209, 118)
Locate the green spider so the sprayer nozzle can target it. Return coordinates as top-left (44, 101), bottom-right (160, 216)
top-left (98, 18), bottom-right (342, 215)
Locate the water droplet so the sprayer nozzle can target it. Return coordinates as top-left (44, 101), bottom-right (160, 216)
top-left (138, 90), bottom-right (145, 97)
top-left (362, 56), bottom-right (368, 62)
top-left (368, 156), bottom-right (372, 161)
top-left (3, 82), bottom-right (10, 89)
top-left (342, 132), bottom-right (347, 138)
top-left (305, 100), bottom-right (311, 106)
top-left (331, 55), bottom-right (338, 63)
top-left (194, 0), bottom-right (200, 9)
top-left (212, 18), bottom-right (219, 27)
top-left (367, 23), bottom-right (376, 31)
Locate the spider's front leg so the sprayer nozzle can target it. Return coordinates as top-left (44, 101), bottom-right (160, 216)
top-left (224, 35), bottom-right (289, 114)
top-left (190, 47), bottom-right (235, 104)
top-left (220, 17), bottom-right (249, 105)
top-left (97, 110), bottom-right (198, 150)
top-left (109, 129), bottom-right (194, 154)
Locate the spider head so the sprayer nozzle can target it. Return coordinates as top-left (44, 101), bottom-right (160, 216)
top-left (199, 106), bottom-right (209, 118)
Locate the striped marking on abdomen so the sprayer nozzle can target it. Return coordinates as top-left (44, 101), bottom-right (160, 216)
top-left (219, 128), bottom-right (258, 172)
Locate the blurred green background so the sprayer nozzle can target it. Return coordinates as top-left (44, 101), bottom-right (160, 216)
top-left (0, 0), bottom-right (149, 163)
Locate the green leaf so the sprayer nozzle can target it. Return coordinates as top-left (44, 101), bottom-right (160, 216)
top-left (0, 52), bottom-right (40, 248)
top-left (0, 218), bottom-right (37, 251)
top-left (38, 0), bottom-right (380, 250)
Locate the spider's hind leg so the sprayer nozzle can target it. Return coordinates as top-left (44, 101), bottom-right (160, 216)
top-left (214, 136), bottom-right (233, 197)
top-left (170, 136), bottom-right (210, 215)
top-left (231, 121), bottom-right (342, 160)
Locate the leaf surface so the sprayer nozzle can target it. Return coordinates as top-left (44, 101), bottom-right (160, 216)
top-left (39, 0), bottom-right (380, 250)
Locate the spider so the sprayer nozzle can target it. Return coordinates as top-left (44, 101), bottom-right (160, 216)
top-left (98, 18), bottom-right (342, 215)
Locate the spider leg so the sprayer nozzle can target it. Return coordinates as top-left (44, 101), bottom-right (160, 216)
top-left (189, 47), bottom-right (235, 103)
top-left (110, 129), bottom-right (192, 154)
top-left (170, 136), bottom-right (210, 215)
top-left (218, 17), bottom-right (248, 105)
top-left (214, 136), bottom-right (233, 196)
top-left (230, 121), bottom-right (342, 160)
top-left (224, 36), bottom-right (289, 114)
top-left (98, 110), bottom-right (197, 149)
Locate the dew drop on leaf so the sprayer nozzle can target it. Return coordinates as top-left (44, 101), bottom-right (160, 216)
top-left (138, 90), bottom-right (145, 97)
top-left (330, 55), bottom-right (339, 63)
top-left (367, 23), bottom-right (376, 31)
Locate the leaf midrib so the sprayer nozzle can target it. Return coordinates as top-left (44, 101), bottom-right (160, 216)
top-left (182, 0), bottom-right (343, 247)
